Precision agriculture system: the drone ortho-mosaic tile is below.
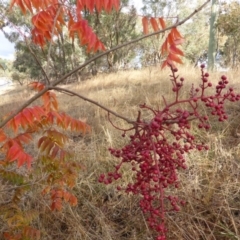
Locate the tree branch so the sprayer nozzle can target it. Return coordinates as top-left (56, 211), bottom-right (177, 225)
top-left (46, 5), bottom-right (63, 81)
top-left (27, 42), bottom-right (50, 85)
top-left (0, 0), bottom-right (210, 129)
top-left (51, 87), bottom-right (135, 124)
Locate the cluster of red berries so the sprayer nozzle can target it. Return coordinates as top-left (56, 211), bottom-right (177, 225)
top-left (99, 65), bottom-right (240, 239)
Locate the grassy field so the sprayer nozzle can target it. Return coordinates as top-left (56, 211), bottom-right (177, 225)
top-left (0, 66), bottom-right (240, 240)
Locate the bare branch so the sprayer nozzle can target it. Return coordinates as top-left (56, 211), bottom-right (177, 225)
top-left (46, 5), bottom-right (63, 81)
top-left (26, 41), bottom-right (50, 85)
top-left (51, 87), bottom-right (135, 124)
top-left (0, 0), bottom-right (210, 129)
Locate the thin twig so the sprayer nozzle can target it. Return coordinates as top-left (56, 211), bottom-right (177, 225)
top-left (52, 87), bottom-right (198, 125)
top-left (0, 0), bottom-right (210, 129)
top-left (27, 42), bottom-right (50, 85)
top-left (46, 4), bottom-right (63, 80)
top-left (51, 87), bottom-right (135, 124)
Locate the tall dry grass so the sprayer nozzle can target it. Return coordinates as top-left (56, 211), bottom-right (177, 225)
top-left (0, 66), bottom-right (240, 239)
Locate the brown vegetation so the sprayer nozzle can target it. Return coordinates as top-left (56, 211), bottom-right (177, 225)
top-left (1, 66), bottom-right (240, 239)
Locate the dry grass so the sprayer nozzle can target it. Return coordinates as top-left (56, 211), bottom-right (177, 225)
top-left (0, 66), bottom-right (240, 240)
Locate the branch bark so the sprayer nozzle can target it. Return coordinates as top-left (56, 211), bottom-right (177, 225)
top-left (51, 87), bottom-right (135, 124)
top-left (0, 0), bottom-right (210, 129)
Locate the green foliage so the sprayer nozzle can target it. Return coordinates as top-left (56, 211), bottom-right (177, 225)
top-left (217, 1), bottom-right (240, 68)
top-left (83, 0), bottom-right (139, 69)
top-left (0, 58), bottom-right (13, 77)
top-left (179, 1), bottom-right (210, 65)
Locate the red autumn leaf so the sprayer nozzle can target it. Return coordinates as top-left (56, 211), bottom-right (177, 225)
top-left (167, 33), bottom-right (175, 46)
top-left (174, 38), bottom-right (185, 45)
top-left (32, 32), bottom-right (46, 47)
top-left (49, 92), bottom-right (58, 111)
top-left (161, 40), bottom-right (168, 55)
top-left (69, 195), bottom-right (78, 206)
top-left (103, 0), bottom-right (110, 11)
top-left (161, 57), bottom-right (176, 69)
top-left (150, 17), bottom-right (160, 32)
top-left (95, 0), bottom-right (102, 12)
top-left (161, 59), bottom-right (168, 69)
top-left (172, 27), bottom-right (183, 39)
top-left (14, 114), bottom-right (23, 128)
top-left (68, 12), bottom-right (75, 41)
top-left (0, 130), bottom-right (7, 142)
top-left (7, 142), bottom-right (33, 168)
top-left (85, 0), bottom-right (95, 13)
top-left (29, 82), bottom-right (45, 91)
top-left (16, 133), bottom-right (32, 144)
top-left (32, 12), bottom-right (52, 31)
top-left (46, 129), bottom-right (68, 146)
top-left (17, 0), bottom-right (27, 14)
top-left (69, 19), bottom-right (105, 52)
top-left (63, 191), bottom-right (71, 202)
top-left (168, 53), bottom-right (183, 64)
top-left (51, 199), bottom-right (62, 211)
top-left (159, 17), bottom-right (166, 29)
top-left (59, 149), bottom-right (66, 161)
top-left (50, 145), bottom-right (59, 159)
top-left (60, 113), bottom-right (71, 129)
top-left (51, 111), bottom-right (63, 126)
top-left (7, 143), bottom-right (21, 161)
top-left (9, 0), bottom-right (17, 10)
top-left (8, 118), bottom-right (19, 133)
top-left (39, 137), bottom-right (54, 154)
top-left (17, 152), bottom-right (32, 168)
top-left (23, 0), bottom-right (33, 13)
top-left (76, 0), bottom-right (120, 12)
top-left (51, 189), bottom-right (64, 199)
top-left (41, 186), bottom-right (51, 195)
top-left (112, 0), bottom-right (120, 11)
top-left (38, 136), bottom-right (45, 149)
top-left (21, 109), bottom-right (33, 125)
top-left (169, 45), bottom-right (184, 56)
top-left (142, 16), bottom-right (149, 35)
top-left (30, 106), bottom-right (46, 121)
top-left (64, 115), bottom-right (72, 129)
top-left (47, 112), bottom-right (55, 125)
top-left (18, 113), bottom-right (30, 128)
top-left (42, 92), bottom-right (51, 109)
top-left (44, 141), bottom-right (55, 155)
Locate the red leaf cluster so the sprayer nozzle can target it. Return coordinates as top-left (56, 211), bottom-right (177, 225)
top-left (142, 16), bottom-right (184, 68)
top-left (5, 140), bottom-right (33, 168)
top-left (142, 17), bottom-right (166, 35)
top-left (76, 0), bottom-right (120, 13)
top-left (68, 16), bottom-right (105, 52)
top-left (161, 28), bottom-right (184, 68)
top-left (50, 189), bottom-right (78, 211)
top-left (10, 0), bottom-right (119, 51)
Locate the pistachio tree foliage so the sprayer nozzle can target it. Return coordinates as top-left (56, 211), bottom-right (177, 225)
top-left (2, 1), bottom-right (239, 240)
